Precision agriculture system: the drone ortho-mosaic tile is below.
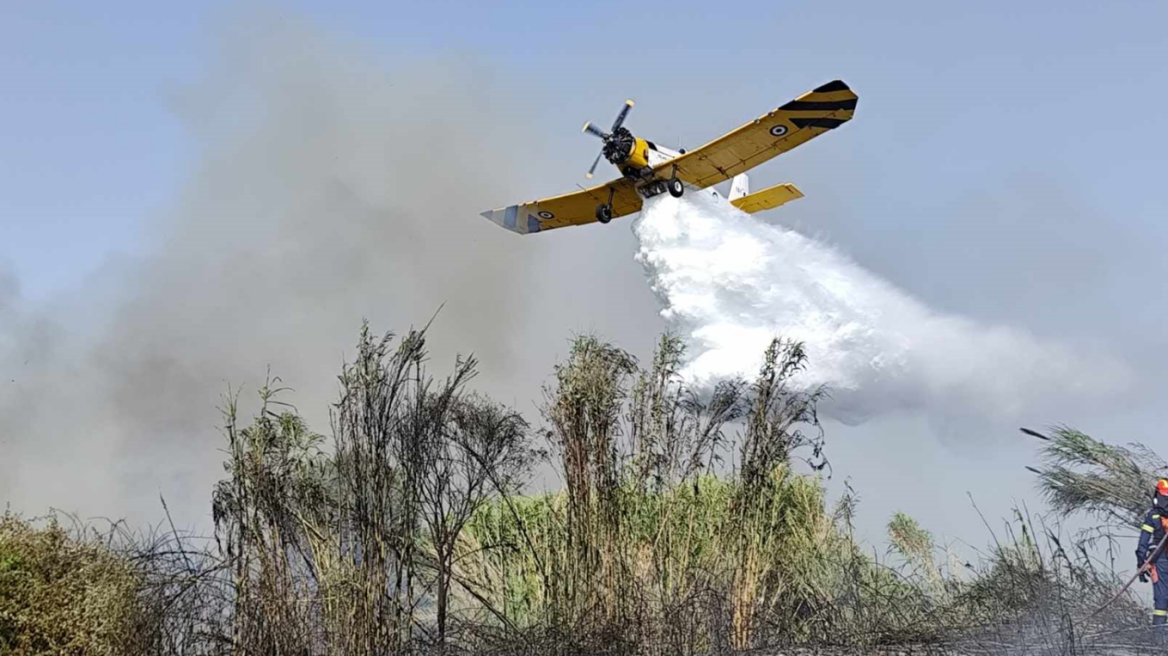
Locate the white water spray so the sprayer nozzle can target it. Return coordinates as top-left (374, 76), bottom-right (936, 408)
top-left (632, 191), bottom-right (1131, 425)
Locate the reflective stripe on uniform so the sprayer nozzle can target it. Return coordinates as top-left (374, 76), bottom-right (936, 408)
top-left (1144, 524), bottom-right (1156, 533)
top-left (1153, 610), bottom-right (1168, 616)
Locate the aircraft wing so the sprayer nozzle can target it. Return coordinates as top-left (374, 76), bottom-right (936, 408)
top-left (480, 177), bottom-right (642, 235)
top-left (656, 80), bottom-right (857, 189)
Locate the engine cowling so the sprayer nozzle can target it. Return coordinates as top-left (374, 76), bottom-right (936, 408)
top-left (602, 127), bottom-right (635, 165)
top-left (602, 127), bottom-right (649, 171)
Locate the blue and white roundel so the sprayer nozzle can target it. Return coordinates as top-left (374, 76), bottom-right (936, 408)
top-left (769, 124), bottom-right (789, 137)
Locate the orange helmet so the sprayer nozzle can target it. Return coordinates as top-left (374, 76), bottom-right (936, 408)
top-left (1157, 479), bottom-right (1168, 496)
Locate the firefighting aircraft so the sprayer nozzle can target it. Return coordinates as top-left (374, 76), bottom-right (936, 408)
top-left (480, 80), bottom-right (857, 234)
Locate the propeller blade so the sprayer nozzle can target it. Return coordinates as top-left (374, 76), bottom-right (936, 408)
top-left (611, 99), bottom-right (634, 131)
top-left (582, 121), bottom-right (608, 140)
top-left (586, 151), bottom-right (603, 179)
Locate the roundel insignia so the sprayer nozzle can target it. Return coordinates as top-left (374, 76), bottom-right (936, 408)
top-left (769, 124), bottom-right (789, 137)
top-left (537, 210), bottom-right (555, 220)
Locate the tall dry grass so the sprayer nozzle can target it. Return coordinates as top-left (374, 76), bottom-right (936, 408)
top-left (0, 324), bottom-right (1161, 655)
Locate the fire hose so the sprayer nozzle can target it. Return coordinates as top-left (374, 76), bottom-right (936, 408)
top-left (1085, 530), bottom-right (1168, 621)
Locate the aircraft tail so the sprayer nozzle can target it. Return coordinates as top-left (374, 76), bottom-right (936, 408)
top-left (730, 182), bottom-right (804, 214)
top-left (729, 173), bottom-right (750, 201)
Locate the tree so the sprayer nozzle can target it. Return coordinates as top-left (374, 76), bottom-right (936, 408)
top-left (1025, 425), bottom-right (1166, 527)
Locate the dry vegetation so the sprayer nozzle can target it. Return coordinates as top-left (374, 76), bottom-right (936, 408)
top-left (0, 514), bottom-right (144, 655)
top-left (1, 323), bottom-right (1165, 655)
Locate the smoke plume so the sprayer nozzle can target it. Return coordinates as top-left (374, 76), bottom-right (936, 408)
top-left (0, 18), bottom-right (541, 523)
top-left (632, 190), bottom-right (1133, 426)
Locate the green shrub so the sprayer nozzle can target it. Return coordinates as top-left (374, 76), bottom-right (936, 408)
top-left (0, 513), bottom-right (144, 656)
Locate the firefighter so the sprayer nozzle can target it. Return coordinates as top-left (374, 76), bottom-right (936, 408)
top-left (1136, 478), bottom-right (1168, 625)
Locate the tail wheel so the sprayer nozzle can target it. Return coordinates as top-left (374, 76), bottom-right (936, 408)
top-left (667, 178), bottom-right (684, 198)
top-left (596, 204), bottom-right (613, 224)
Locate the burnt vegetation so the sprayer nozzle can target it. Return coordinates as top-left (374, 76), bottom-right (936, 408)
top-left (1, 323), bottom-right (1163, 655)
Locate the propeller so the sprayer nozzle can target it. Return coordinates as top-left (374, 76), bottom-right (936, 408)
top-left (586, 151), bottom-right (604, 179)
top-left (583, 122), bottom-right (608, 139)
top-left (611, 99), bottom-right (634, 132)
top-left (582, 99), bottom-right (634, 178)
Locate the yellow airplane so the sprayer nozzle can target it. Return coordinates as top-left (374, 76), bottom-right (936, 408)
top-left (480, 80), bottom-right (857, 235)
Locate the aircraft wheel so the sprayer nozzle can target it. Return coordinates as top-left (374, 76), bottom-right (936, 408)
top-left (596, 204), bottom-right (613, 223)
top-left (667, 178), bottom-right (684, 198)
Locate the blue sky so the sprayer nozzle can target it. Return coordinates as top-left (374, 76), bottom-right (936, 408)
top-left (6, 1), bottom-right (1167, 302)
top-left (3, 5), bottom-right (203, 301)
top-left (4, 1), bottom-right (1168, 549)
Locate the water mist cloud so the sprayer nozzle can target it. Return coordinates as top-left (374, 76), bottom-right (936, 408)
top-left (632, 191), bottom-right (1133, 426)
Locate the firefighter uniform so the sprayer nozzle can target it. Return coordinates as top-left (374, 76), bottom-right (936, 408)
top-left (1136, 504), bottom-right (1168, 625)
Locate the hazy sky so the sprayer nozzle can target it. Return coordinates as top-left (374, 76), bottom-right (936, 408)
top-left (3, 1), bottom-right (1168, 558)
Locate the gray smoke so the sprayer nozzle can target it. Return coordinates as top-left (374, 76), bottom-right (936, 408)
top-left (0, 17), bottom-right (551, 524)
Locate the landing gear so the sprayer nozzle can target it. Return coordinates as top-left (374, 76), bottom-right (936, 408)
top-left (667, 177), bottom-right (684, 198)
top-left (596, 187), bottom-right (615, 224)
